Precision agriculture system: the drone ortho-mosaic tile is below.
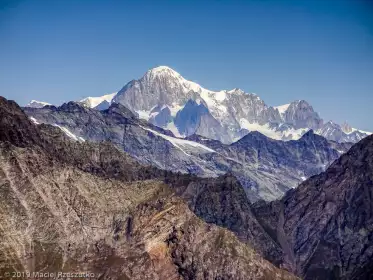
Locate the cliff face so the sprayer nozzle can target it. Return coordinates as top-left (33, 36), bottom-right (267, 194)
top-left (254, 134), bottom-right (373, 279)
top-left (0, 96), bottom-right (298, 279)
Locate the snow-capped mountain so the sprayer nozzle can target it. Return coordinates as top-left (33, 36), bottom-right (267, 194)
top-left (25, 100), bottom-right (52, 108)
top-left (316, 121), bottom-right (369, 143)
top-left (79, 92), bottom-right (116, 109)
top-left (24, 66), bottom-right (371, 143)
top-left (113, 66), bottom-right (371, 143)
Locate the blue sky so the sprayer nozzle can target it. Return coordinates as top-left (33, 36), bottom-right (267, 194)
top-left (1, 0), bottom-right (372, 131)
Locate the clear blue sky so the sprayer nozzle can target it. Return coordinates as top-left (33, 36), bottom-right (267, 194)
top-left (1, 0), bottom-right (372, 131)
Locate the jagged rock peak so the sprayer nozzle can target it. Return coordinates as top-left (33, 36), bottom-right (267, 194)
top-left (0, 97), bottom-right (43, 147)
top-left (299, 129), bottom-right (315, 138)
top-left (287, 100), bottom-right (315, 111)
top-left (59, 101), bottom-right (89, 112)
top-left (237, 130), bottom-right (270, 142)
top-left (299, 129), bottom-right (329, 143)
top-left (227, 88), bottom-right (246, 94)
top-left (105, 102), bottom-right (139, 119)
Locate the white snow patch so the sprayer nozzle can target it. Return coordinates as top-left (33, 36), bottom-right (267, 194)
top-left (53, 124), bottom-right (85, 142)
top-left (227, 88), bottom-right (245, 94)
top-left (79, 92), bottom-right (117, 108)
top-left (239, 119), bottom-right (307, 140)
top-left (29, 117), bottom-right (40, 125)
top-left (169, 103), bottom-right (185, 117)
top-left (301, 176), bottom-right (307, 181)
top-left (349, 127), bottom-right (372, 135)
top-left (274, 104), bottom-right (290, 114)
top-left (26, 100), bottom-right (51, 108)
top-left (166, 121), bottom-right (183, 138)
top-left (136, 105), bottom-right (161, 121)
top-left (214, 90), bottom-right (227, 101)
top-left (140, 126), bottom-right (215, 155)
top-left (136, 110), bottom-right (152, 120)
top-left (200, 90), bottom-right (228, 114)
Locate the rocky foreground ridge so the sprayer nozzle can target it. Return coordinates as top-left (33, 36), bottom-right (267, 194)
top-left (0, 97), bottom-right (297, 279)
top-left (2, 96), bottom-right (373, 280)
top-left (254, 133), bottom-right (373, 279)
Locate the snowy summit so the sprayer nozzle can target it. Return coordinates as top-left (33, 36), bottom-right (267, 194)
top-left (79, 92), bottom-right (117, 109)
top-left (25, 100), bottom-right (52, 108)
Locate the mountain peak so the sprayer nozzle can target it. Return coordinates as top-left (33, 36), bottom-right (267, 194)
top-left (299, 129), bottom-right (326, 142)
top-left (146, 65), bottom-right (181, 77)
top-left (79, 92), bottom-right (117, 108)
top-left (291, 99), bottom-right (311, 107)
top-left (25, 100), bottom-right (52, 108)
top-left (275, 103), bottom-right (291, 114)
top-left (227, 88), bottom-right (245, 95)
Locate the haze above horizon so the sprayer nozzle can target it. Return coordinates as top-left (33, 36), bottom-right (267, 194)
top-left (0, 0), bottom-right (372, 130)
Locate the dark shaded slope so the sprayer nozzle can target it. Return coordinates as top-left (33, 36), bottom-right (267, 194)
top-left (254, 134), bottom-right (373, 279)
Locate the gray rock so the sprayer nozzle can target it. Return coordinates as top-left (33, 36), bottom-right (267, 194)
top-left (254, 134), bottom-right (373, 279)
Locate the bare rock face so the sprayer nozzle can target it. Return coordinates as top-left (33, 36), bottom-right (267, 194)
top-left (0, 96), bottom-right (298, 279)
top-left (318, 121), bottom-right (368, 143)
top-left (283, 100), bottom-right (323, 130)
top-left (254, 134), bottom-right (373, 279)
top-left (0, 149), bottom-right (296, 280)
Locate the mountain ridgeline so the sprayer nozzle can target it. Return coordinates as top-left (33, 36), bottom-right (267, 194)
top-left (111, 66), bottom-right (369, 143)
top-left (27, 66), bottom-right (370, 144)
top-left (24, 101), bottom-right (351, 202)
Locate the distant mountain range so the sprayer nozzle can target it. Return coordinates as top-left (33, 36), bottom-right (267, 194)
top-left (26, 66), bottom-right (371, 144)
top-left (24, 101), bottom-right (351, 202)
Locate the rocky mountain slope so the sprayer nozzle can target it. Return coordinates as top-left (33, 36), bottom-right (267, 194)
top-left (253, 133), bottom-right (373, 279)
top-left (0, 96), bottom-right (299, 279)
top-left (23, 102), bottom-right (351, 202)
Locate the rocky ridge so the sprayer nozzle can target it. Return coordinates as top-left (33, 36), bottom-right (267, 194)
top-left (253, 133), bottom-right (373, 279)
top-left (24, 101), bottom-right (351, 202)
top-left (0, 96), bottom-right (298, 279)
